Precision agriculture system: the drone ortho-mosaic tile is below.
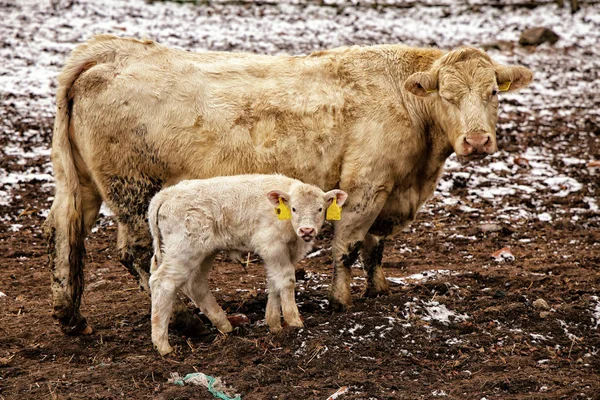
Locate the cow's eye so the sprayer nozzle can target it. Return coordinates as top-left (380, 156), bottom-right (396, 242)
top-left (318, 207), bottom-right (323, 212)
top-left (491, 89), bottom-right (498, 97)
top-left (292, 207), bottom-right (296, 213)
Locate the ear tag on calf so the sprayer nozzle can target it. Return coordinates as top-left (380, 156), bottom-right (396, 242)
top-left (275, 198), bottom-right (291, 220)
top-left (426, 88), bottom-right (437, 94)
top-left (498, 81), bottom-right (511, 92)
top-left (326, 198), bottom-right (342, 221)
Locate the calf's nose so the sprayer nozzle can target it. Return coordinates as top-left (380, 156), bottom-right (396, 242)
top-left (299, 227), bottom-right (315, 236)
top-left (464, 135), bottom-right (492, 154)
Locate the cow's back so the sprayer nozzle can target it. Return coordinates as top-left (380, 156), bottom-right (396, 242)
top-left (68, 37), bottom-right (361, 197)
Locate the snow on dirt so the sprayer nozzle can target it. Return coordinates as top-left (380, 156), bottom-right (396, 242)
top-left (1, 0), bottom-right (599, 399)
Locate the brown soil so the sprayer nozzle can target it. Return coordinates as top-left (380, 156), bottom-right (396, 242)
top-left (1, 116), bottom-right (599, 400)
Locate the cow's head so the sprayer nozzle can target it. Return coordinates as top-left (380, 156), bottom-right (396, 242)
top-left (268, 185), bottom-right (348, 242)
top-left (404, 47), bottom-right (533, 161)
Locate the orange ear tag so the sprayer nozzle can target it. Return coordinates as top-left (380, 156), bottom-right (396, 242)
top-left (326, 198), bottom-right (342, 221)
top-left (498, 81), bottom-right (511, 92)
top-left (275, 198), bottom-right (291, 220)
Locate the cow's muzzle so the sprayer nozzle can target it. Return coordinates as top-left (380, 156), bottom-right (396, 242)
top-left (299, 227), bottom-right (316, 242)
top-left (457, 133), bottom-right (496, 159)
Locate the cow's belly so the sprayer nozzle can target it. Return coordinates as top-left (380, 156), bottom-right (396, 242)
top-left (70, 68), bottom-right (347, 223)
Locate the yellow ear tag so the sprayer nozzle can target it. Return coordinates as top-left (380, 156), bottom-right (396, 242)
top-left (426, 88), bottom-right (437, 94)
top-left (498, 81), bottom-right (511, 92)
top-left (275, 198), bottom-right (291, 220)
top-left (326, 198), bottom-right (342, 221)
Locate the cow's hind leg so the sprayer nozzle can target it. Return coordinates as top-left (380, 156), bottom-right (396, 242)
top-left (44, 181), bottom-right (102, 335)
top-left (182, 254), bottom-right (233, 334)
top-left (362, 233), bottom-right (390, 298)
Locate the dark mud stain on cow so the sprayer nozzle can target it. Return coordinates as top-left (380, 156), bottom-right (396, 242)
top-left (341, 240), bottom-right (362, 268)
top-left (363, 238), bottom-right (386, 279)
top-left (369, 217), bottom-right (399, 237)
top-left (105, 174), bottom-right (164, 227)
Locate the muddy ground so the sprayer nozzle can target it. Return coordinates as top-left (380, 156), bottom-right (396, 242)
top-left (1, 110), bottom-right (599, 399)
top-left (1, 0), bottom-right (600, 399)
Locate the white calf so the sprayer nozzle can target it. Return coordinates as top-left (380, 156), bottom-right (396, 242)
top-left (148, 174), bottom-right (347, 355)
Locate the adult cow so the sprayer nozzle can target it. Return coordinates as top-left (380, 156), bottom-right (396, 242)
top-left (44, 35), bottom-right (532, 335)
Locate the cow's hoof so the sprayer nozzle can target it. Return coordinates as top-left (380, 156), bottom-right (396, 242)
top-left (81, 325), bottom-right (94, 335)
top-left (328, 296), bottom-right (351, 312)
top-left (170, 310), bottom-right (213, 342)
top-left (57, 313), bottom-right (90, 336)
top-left (363, 286), bottom-right (391, 298)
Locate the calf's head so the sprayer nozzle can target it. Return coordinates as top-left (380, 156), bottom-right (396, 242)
top-left (404, 47), bottom-right (533, 161)
top-left (268, 185), bottom-right (348, 242)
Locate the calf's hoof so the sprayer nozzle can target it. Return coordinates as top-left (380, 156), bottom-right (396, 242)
top-left (155, 343), bottom-right (173, 356)
top-left (268, 324), bottom-right (283, 334)
top-left (282, 320), bottom-right (304, 329)
top-left (328, 296), bottom-right (351, 312)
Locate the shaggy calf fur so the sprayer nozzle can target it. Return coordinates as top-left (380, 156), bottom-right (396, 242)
top-left (148, 174), bottom-right (347, 355)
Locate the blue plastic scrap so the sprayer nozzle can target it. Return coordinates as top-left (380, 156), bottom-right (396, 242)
top-left (172, 372), bottom-right (241, 400)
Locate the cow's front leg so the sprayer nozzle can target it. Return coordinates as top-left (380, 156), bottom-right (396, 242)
top-left (329, 184), bottom-right (390, 311)
top-left (362, 233), bottom-right (390, 298)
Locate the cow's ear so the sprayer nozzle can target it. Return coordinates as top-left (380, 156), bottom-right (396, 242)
top-left (267, 190), bottom-right (290, 206)
top-left (325, 190), bottom-right (348, 207)
top-left (404, 72), bottom-right (438, 97)
top-left (495, 65), bottom-right (533, 92)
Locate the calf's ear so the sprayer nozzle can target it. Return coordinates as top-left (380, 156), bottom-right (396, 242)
top-left (404, 72), bottom-right (438, 97)
top-left (267, 190), bottom-right (290, 206)
top-left (325, 190), bottom-right (348, 207)
top-left (495, 65), bottom-right (533, 92)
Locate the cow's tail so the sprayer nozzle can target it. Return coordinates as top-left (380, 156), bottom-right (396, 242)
top-left (49, 35), bottom-right (132, 316)
top-left (148, 192), bottom-right (165, 278)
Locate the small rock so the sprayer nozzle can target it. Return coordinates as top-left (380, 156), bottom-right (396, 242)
top-left (227, 314), bottom-right (250, 327)
top-left (481, 40), bottom-right (514, 52)
top-left (533, 298), bottom-right (550, 311)
top-left (519, 27), bottom-right (559, 46)
top-left (493, 290), bottom-right (506, 299)
top-left (479, 223), bottom-right (503, 233)
top-left (539, 311), bottom-right (550, 319)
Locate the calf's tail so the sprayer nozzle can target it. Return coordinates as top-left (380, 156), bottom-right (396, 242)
top-left (148, 193), bottom-right (165, 276)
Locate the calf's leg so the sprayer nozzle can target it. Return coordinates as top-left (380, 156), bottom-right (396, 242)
top-left (267, 261), bottom-right (303, 330)
top-left (149, 257), bottom-right (190, 356)
top-left (182, 254), bottom-right (233, 334)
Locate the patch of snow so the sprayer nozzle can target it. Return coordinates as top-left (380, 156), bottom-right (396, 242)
top-left (538, 213), bottom-right (552, 222)
top-left (431, 390), bottom-right (447, 397)
top-left (0, 291), bottom-right (6, 298)
top-left (387, 270), bottom-right (452, 285)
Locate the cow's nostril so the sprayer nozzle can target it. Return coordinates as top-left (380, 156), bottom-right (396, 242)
top-left (300, 227), bottom-right (315, 236)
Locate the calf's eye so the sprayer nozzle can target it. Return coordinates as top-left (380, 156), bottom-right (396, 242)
top-left (491, 89), bottom-right (498, 96)
top-left (292, 207), bottom-right (296, 213)
top-left (318, 207), bottom-right (323, 212)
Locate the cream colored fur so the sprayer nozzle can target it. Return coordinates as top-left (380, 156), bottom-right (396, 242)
top-left (45, 35), bottom-right (533, 334)
top-left (147, 174), bottom-right (346, 355)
